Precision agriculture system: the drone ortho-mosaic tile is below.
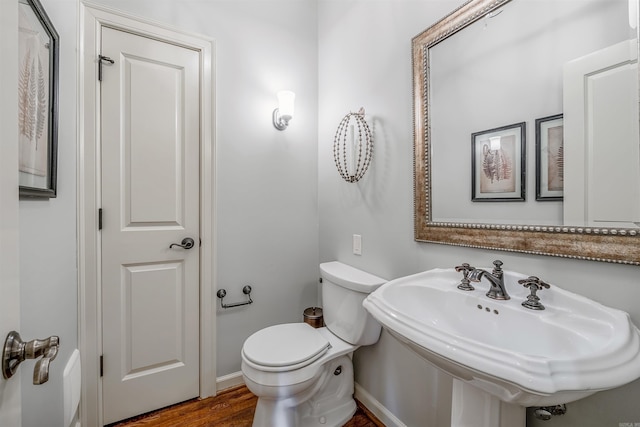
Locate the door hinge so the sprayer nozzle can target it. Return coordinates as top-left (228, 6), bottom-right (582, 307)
top-left (98, 208), bottom-right (103, 230)
top-left (100, 355), bottom-right (104, 377)
top-left (98, 55), bottom-right (114, 81)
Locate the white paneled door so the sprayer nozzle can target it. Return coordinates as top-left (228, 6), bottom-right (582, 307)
top-left (1, 0), bottom-right (21, 423)
top-left (100, 27), bottom-right (201, 424)
top-left (564, 39), bottom-right (640, 226)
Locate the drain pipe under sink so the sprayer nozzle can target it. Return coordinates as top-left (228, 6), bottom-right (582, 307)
top-left (533, 404), bottom-right (567, 421)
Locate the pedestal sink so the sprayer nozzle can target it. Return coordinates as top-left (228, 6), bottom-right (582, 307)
top-left (363, 266), bottom-right (640, 427)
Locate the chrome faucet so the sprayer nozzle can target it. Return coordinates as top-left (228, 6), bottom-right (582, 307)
top-left (468, 260), bottom-right (510, 300)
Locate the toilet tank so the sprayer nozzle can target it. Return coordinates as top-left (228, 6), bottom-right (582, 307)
top-left (319, 262), bottom-right (386, 346)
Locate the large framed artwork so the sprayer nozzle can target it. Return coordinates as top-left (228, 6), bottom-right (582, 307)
top-left (535, 114), bottom-right (564, 201)
top-left (18, 0), bottom-right (59, 198)
top-left (471, 122), bottom-right (526, 202)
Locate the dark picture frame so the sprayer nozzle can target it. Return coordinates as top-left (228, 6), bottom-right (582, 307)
top-left (471, 122), bottom-right (526, 202)
top-left (535, 114), bottom-right (564, 201)
top-left (18, 0), bottom-right (59, 198)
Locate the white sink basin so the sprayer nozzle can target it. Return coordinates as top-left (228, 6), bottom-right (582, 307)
top-left (363, 267), bottom-right (640, 408)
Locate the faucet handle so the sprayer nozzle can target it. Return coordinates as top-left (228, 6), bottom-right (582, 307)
top-left (518, 276), bottom-right (550, 290)
top-left (455, 263), bottom-right (475, 291)
top-left (518, 276), bottom-right (550, 310)
top-left (492, 260), bottom-right (503, 272)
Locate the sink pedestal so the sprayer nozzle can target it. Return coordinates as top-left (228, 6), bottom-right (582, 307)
top-left (451, 380), bottom-right (524, 427)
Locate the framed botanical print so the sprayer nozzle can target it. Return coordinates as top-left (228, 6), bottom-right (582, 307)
top-left (471, 122), bottom-right (526, 202)
top-left (18, 0), bottom-right (59, 198)
top-left (535, 114), bottom-right (563, 201)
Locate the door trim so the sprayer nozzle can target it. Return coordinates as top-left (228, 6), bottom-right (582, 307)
top-left (78, 3), bottom-right (216, 425)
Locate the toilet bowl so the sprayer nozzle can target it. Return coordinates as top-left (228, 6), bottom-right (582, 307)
top-left (241, 262), bottom-right (386, 427)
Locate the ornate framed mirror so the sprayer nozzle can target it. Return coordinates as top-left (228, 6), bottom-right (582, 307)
top-left (413, 0), bottom-right (640, 265)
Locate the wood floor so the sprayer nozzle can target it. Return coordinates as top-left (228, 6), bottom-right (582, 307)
top-left (109, 385), bottom-right (384, 427)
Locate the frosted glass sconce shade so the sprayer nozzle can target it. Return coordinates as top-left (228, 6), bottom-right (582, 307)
top-left (273, 90), bottom-right (295, 130)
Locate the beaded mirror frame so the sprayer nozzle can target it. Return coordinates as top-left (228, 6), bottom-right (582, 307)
top-left (413, 0), bottom-right (640, 265)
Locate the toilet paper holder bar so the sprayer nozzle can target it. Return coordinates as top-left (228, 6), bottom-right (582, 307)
top-left (217, 285), bottom-right (253, 309)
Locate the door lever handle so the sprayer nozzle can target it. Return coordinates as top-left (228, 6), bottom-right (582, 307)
top-left (169, 237), bottom-right (195, 249)
top-left (2, 331), bottom-right (60, 385)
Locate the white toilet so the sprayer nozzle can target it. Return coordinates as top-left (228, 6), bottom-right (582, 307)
top-left (241, 261), bottom-right (386, 427)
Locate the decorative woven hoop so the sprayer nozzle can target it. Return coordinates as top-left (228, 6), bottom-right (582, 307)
top-left (332, 108), bottom-right (373, 183)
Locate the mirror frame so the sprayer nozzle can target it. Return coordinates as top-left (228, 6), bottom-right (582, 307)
top-left (413, 0), bottom-right (640, 265)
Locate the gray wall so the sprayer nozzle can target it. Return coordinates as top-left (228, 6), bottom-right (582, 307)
top-left (317, 1), bottom-right (640, 426)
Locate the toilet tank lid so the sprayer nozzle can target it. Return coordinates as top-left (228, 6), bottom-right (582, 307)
top-left (320, 261), bottom-right (386, 293)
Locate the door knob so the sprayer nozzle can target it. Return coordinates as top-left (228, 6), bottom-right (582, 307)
top-left (2, 331), bottom-right (60, 385)
top-left (169, 237), bottom-right (195, 249)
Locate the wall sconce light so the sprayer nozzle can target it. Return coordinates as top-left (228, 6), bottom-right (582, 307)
top-left (273, 90), bottom-right (295, 131)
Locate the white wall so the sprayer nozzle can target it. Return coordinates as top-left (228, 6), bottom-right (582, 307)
top-left (18, 1), bottom-right (78, 426)
top-left (318, 1), bottom-right (640, 426)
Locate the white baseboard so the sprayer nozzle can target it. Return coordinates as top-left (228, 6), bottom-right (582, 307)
top-left (216, 371), bottom-right (244, 392)
top-left (354, 382), bottom-right (406, 427)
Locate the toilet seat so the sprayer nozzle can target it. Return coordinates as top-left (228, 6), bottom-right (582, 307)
top-left (242, 323), bottom-right (331, 372)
